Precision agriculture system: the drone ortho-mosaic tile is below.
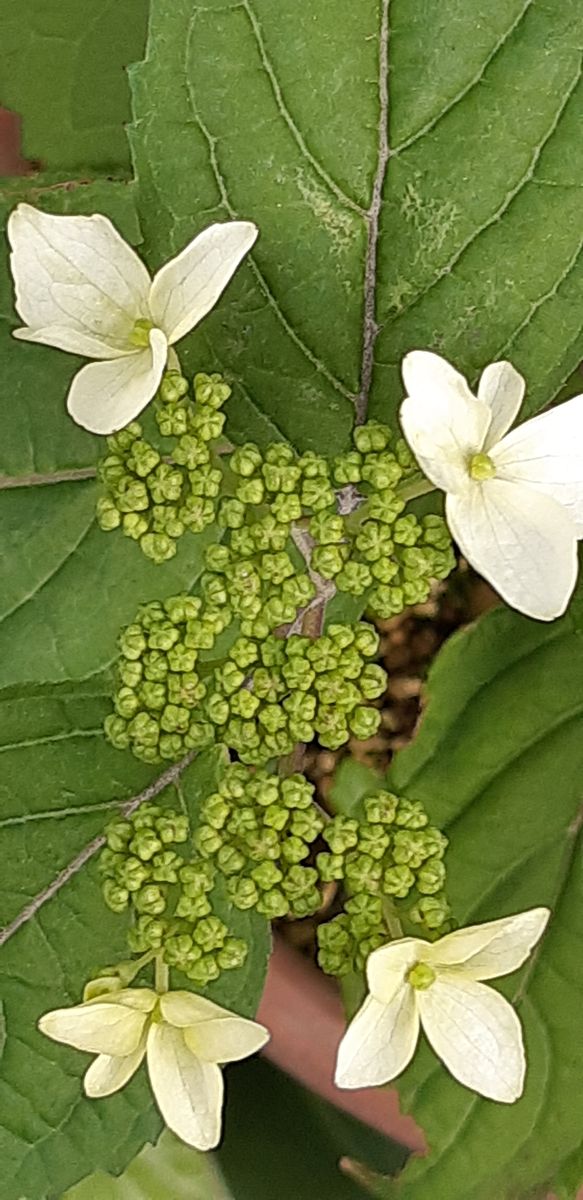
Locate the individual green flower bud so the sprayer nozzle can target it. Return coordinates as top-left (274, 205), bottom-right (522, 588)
top-left (188, 465), bottom-right (222, 499)
top-left (186, 955), bottom-right (221, 986)
top-left (363, 791), bottom-right (398, 825)
top-left (281, 835), bottom-right (309, 864)
top-left (218, 498), bottom-right (246, 528)
top-left (228, 691), bottom-right (258, 721)
top-left (420, 827), bottom-right (449, 858)
top-left (206, 693), bottom-right (230, 726)
top-left (246, 774), bottom-right (280, 807)
top-left (160, 703), bottom-right (190, 734)
top-left (315, 706), bottom-right (349, 750)
top-left (281, 574), bottom-right (315, 608)
top-left (127, 711), bottom-right (161, 748)
top-left (370, 558), bottom-right (399, 585)
top-left (114, 477), bottom-right (150, 514)
top-left (261, 803), bottom-right (288, 831)
top-left (257, 889), bottom-right (289, 919)
top-left (409, 893), bottom-right (451, 929)
top-left (104, 714), bottom-right (131, 750)
top-left (194, 371), bottom-right (231, 408)
top-left (217, 938), bottom-right (248, 970)
top-left (166, 644), bottom-right (197, 674)
top-left (150, 505), bottom-right (185, 539)
top-left (193, 825), bottom-right (223, 857)
top-left (336, 561), bottom-right (373, 596)
top-left (122, 512), bottom-right (150, 541)
top-left (262, 728), bottom-right (294, 760)
top-left (345, 894), bottom-right (383, 937)
top-left (258, 703), bottom-right (287, 734)
top-left (179, 859), bottom-right (216, 894)
top-left (382, 863), bottom-right (416, 897)
top-left (188, 407), bottom-right (226, 442)
top-left (201, 573), bottom-right (229, 607)
top-left (185, 719), bottom-right (214, 750)
top-left (179, 495), bottom-right (216, 533)
top-left (147, 463), bottom-right (184, 505)
top-left (355, 520), bottom-right (395, 562)
top-left (140, 532), bottom-right (177, 563)
top-left (228, 526), bottom-right (257, 558)
top-left (246, 827), bottom-right (280, 862)
top-left (288, 719), bottom-right (316, 743)
top-left (227, 637), bottom-right (258, 671)
top-left (392, 514), bottom-right (422, 546)
top-left (290, 809), bottom-right (324, 842)
top-left (262, 595), bottom-right (297, 628)
top-left (135, 884), bottom-right (167, 915)
top-left (280, 775), bottom-right (314, 810)
top-left (269, 492), bottom-right (302, 523)
top-left (107, 423), bottom-right (141, 451)
top-left (367, 584), bottom-right (405, 618)
top-left (147, 621), bottom-right (180, 652)
top-left (163, 933), bottom-right (196, 967)
top-left (129, 828), bottom-right (163, 862)
top-left (250, 861), bottom-right (283, 891)
top-left (235, 477), bottom-right (265, 505)
top-left (216, 662), bottom-right (246, 696)
top-left (251, 515), bottom-right (289, 552)
top-left (318, 916), bottom-right (352, 957)
top-left (348, 705), bottom-right (381, 740)
top-left (126, 439), bottom-right (161, 479)
top-left (118, 660), bottom-right (143, 691)
top-left (353, 421), bottom-right (392, 453)
top-left (150, 850), bottom-right (181, 883)
top-left (392, 830), bottom-right (432, 869)
top-left (352, 623), bottom-right (380, 657)
top-left (361, 451), bottom-right (402, 490)
top-left (416, 857), bottom-right (447, 895)
top-left (301, 478), bottom-right (336, 511)
top-left (142, 650), bottom-right (169, 682)
top-left (358, 663), bottom-right (387, 700)
top-left (332, 451), bottom-right (363, 485)
top-left (200, 795), bottom-right (231, 830)
top-left (96, 495), bottom-right (122, 531)
top-left (119, 624), bottom-right (147, 660)
top-left (316, 850), bottom-right (344, 881)
top-left (217, 845), bottom-right (247, 876)
top-left (358, 823), bottom-right (390, 860)
top-left (324, 816), bottom-right (359, 854)
top-left (315, 674), bottom-right (361, 712)
top-left (193, 916), bottom-right (228, 952)
top-left (344, 852), bottom-right (382, 894)
top-left (354, 931), bottom-right (386, 969)
top-left (175, 893), bottom-right (212, 920)
top-left (156, 402), bottom-right (189, 437)
top-left (308, 510), bottom-right (345, 544)
top-left (132, 802), bottom-right (161, 828)
top-left (156, 812), bottom-right (189, 844)
top-left (310, 543), bottom-right (350, 579)
top-left (365, 488), bottom-right (405, 525)
top-left (172, 434), bottom-right (210, 470)
top-left (394, 799), bottom-right (429, 829)
top-left (282, 864), bottom-right (318, 898)
top-left (102, 879), bottom-right (130, 912)
top-left (227, 876), bottom-right (260, 910)
top-left (421, 514), bottom-right (453, 550)
top-left (116, 856), bottom-right (150, 893)
top-left (105, 819), bottom-right (133, 852)
top-left (230, 442), bottom-right (263, 476)
top-left (131, 915), bottom-right (167, 951)
top-left (160, 370), bottom-right (190, 404)
top-left (290, 888), bottom-right (322, 918)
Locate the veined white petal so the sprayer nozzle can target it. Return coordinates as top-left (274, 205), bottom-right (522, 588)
top-left (12, 324), bottom-right (132, 359)
top-left (400, 351), bottom-right (490, 493)
top-left (84, 1040), bottom-right (147, 1098)
top-left (8, 204), bottom-right (151, 353)
top-left (184, 1017), bottom-right (269, 1064)
top-left (446, 479), bottom-right (578, 620)
top-left (479, 361), bottom-right (525, 448)
top-left (66, 327), bottom-right (167, 434)
top-left (366, 937), bottom-right (427, 1003)
top-left (147, 1023), bottom-right (224, 1151)
top-left (493, 394), bottom-right (583, 535)
top-left (160, 991), bottom-right (234, 1028)
top-left (424, 908), bottom-right (550, 981)
top-left (335, 990), bottom-right (420, 1089)
top-left (418, 977), bottom-right (526, 1102)
top-left (149, 221), bottom-right (258, 345)
top-left (38, 1000), bottom-right (150, 1056)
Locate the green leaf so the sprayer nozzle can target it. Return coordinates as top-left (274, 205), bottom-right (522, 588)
top-left (367, 604), bottom-right (583, 1200)
top-left (0, 683), bottom-right (268, 1200)
top-left (129, 0), bottom-right (583, 452)
top-left (0, 1), bottom-right (148, 171)
top-left (63, 1131), bottom-right (235, 1200)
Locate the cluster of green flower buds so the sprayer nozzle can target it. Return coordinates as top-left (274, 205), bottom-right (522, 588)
top-left (105, 603), bottom-right (387, 765)
top-left (316, 789), bottom-right (451, 977)
top-left (99, 801), bottom-right (248, 988)
top-left (191, 762), bottom-right (324, 919)
top-left (96, 372), bottom-right (229, 563)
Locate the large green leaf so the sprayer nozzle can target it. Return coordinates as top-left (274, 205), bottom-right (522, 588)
top-left (0, 700), bottom-right (268, 1200)
top-left (357, 604), bottom-right (583, 1200)
top-left (64, 1132), bottom-right (235, 1200)
top-left (0, 1), bottom-right (148, 171)
top-left (129, 0), bottom-right (583, 452)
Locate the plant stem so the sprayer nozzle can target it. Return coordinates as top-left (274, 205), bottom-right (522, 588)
top-left (382, 900), bottom-right (404, 940)
top-left (395, 475), bottom-right (436, 503)
top-left (155, 954), bottom-right (170, 994)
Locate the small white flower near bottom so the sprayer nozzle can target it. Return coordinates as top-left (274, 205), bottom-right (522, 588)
top-left (399, 351), bottom-right (583, 620)
top-left (335, 907), bottom-right (549, 1103)
top-left (39, 988), bottom-right (269, 1150)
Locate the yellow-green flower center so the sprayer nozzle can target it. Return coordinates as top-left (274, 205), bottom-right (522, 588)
top-left (407, 962), bottom-right (436, 990)
top-left (468, 452), bottom-right (496, 481)
top-left (129, 318), bottom-right (154, 348)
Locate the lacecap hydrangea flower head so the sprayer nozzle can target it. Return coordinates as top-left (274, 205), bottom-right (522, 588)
top-left (8, 204), bottom-right (257, 435)
top-left (399, 351), bottom-right (583, 620)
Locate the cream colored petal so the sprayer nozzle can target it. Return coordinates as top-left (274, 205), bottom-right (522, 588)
top-left (84, 1040), bottom-right (147, 1098)
top-left (183, 1017), bottom-right (269, 1064)
top-left (446, 480), bottom-right (578, 620)
top-left (159, 991), bottom-right (234, 1028)
top-left (12, 324), bottom-right (131, 359)
top-left (38, 1000), bottom-right (149, 1056)
top-left (8, 204), bottom-right (150, 353)
top-left (424, 908), bottom-right (550, 981)
top-left (335, 990), bottom-right (420, 1090)
top-left (400, 351), bottom-right (490, 493)
top-left (147, 1023), bottom-right (224, 1151)
top-left (366, 937), bottom-right (428, 1003)
top-left (66, 327), bottom-right (167, 434)
top-left (479, 361), bottom-right (525, 448)
top-left (493, 394), bottom-right (583, 535)
top-left (149, 221), bottom-right (258, 345)
top-left (418, 977), bottom-right (526, 1102)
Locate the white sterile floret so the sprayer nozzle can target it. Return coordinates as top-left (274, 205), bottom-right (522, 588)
top-left (335, 907), bottom-right (549, 1103)
top-left (399, 351), bottom-right (583, 620)
top-left (39, 988), bottom-right (269, 1150)
top-left (8, 204), bottom-right (257, 435)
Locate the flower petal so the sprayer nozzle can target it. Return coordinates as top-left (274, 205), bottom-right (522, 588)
top-left (159, 991), bottom-right (269, 1063)
top-left (418, 977), bottom-right (526, 1102)
top-left (493, 394), bottom-right (583, 535)
top-left (366, 937), bottom-right (428, 1003)
top-left (335, 990), bottom-right (420, 1089)
top-left (12, 324), bottom-right (132, 360)
top-left (424, 908), bottom-right (550, 981)
top-left (149, 221), bottom-right (258, 345)
top-left (84, 1041), bottom-right (147, 1098)
top-left (38, 1000), bottom-right (150, 1056)
top-left (8, 204), bottom-right (151, 354)
top-left (446, 479), bottom-right (578, 620)
top-left (478, 361), bottom-right (525, 448)
top-left (400, 351), bottom-right (490, 493)
top-left (159, 991), bottom-right (233, 1028)
top-left (147, 1023), bottom-right (224, 1151)
top-left (66, 328), bottom-right (167, 434)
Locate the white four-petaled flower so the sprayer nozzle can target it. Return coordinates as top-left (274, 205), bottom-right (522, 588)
top-left (8, 204), bottom-right (257, 435)
top-left (335, 907), bottom-right (549, 1103)
top-left (39, 988), bottom-right (269, 1149)
top-left (400, 352), bottom-right (583, 620)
